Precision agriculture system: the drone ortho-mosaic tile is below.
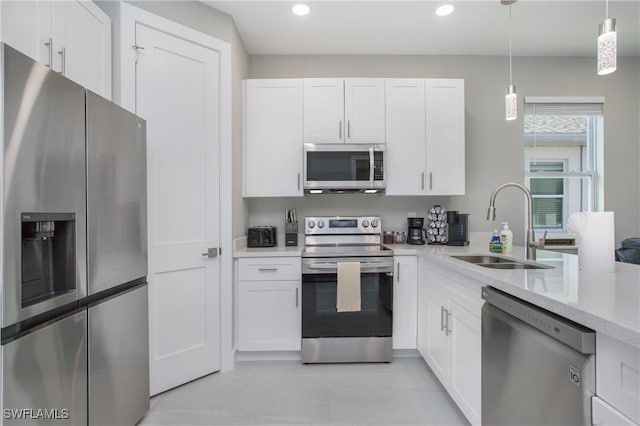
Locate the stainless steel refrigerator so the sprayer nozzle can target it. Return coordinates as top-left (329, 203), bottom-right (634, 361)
top-left (1, 43), bottom-right (149, 425)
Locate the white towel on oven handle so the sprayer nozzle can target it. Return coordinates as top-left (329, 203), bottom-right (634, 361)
top-left (336, 261), bottom-right (361, 312)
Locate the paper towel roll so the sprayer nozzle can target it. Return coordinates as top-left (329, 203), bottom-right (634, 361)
top-left (567, 211), bottom-right (616, 273)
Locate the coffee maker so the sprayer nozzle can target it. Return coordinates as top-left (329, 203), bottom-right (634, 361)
top-left (447, 211), bottom-right (470, 246)
top-left (407, 217), bottom-right (426, 245)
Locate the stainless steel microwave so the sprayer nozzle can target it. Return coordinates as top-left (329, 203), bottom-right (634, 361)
top-left (303, 143), bottom-right (385, 194)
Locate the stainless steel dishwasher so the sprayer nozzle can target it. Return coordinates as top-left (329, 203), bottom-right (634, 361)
top-left (481, 287), bottom-right (596, 426)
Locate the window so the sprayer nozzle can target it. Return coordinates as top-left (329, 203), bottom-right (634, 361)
top-left (524, 97), bottom-right (604, 233)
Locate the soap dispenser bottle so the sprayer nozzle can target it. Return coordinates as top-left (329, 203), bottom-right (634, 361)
top-left (500, 222), bottom-right (513, 254)
top-left (489, 229), bottom-right (503, 253)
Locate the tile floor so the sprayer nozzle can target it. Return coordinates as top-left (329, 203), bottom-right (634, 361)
top-left (139, 357), bottom-right (469, 425)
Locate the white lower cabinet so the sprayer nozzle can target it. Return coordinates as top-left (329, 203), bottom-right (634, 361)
top-left (592, 396), bottom-right (638, 426)
top-left (417, 259), bottom-right (481, 426)
top-left (595, 333), bottom-right (640, 425)
top-left (237, 257), bottom-right (301, 351)
top-left (392, 255), bottom-right (418, 349)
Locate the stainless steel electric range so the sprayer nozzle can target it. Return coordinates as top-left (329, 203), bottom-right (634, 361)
top-left (301, 216), bottom-right (394, 363)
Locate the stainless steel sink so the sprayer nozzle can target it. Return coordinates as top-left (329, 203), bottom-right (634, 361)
top-left (476, 263), bottom-right (550, 270)
top-left (451, 255), bottom-right (513, 264)
top-left (451, 255), bottom-right (553, 270)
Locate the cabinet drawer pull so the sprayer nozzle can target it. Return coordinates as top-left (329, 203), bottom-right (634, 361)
top-left (258, 267), bottom-right (278, 272)
top-left (445, 311), bottom-right (452, 336)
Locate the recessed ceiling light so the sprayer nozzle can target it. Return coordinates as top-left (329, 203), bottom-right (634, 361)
top-left (292, 4), bottom-right (310, 16)
top-left (435, 4), bottom-right (455, 17)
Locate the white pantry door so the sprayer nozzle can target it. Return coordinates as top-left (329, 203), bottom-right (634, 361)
top-left (135, 23), bottom-right (220, 395)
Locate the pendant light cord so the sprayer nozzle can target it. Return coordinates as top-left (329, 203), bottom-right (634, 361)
top-left (509, 3), bottom-right (513, 85)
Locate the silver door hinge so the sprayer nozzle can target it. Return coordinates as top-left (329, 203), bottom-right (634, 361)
top-left (132, 44), bottom-right (145, 64)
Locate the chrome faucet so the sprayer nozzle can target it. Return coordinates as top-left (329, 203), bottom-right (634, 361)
top-left (487, 182), bottom-right (547, 260)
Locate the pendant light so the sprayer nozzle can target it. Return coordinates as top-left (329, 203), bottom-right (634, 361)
top-left (597, 0), bottom-right (617, 75)
top-left (502, 0), bottom-right (517, 121)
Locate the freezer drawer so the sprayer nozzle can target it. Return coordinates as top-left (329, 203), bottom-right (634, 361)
top-left (88, 284), bottom-right (149, 425)
top-left (2, 311), bottom-right (87, 426)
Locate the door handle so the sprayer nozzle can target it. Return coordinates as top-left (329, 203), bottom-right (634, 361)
top-left (201, 247), bottom-right (218, 258)
top-left (58, 47), bottom-right (66, 75)
top-left (339, 120), bottom-right (342, 139)
top-left (445, 310), bottom-right (452, 336)
top-left (45, 38), bottom-right (53, 68)
top-left (347, 120), bottom-right (351, 138)
top-left (295, 288), bottom-right (299, 308)
top-left (429, 172), bottom-right (433, 190)
top-left (440, 306), bottom-right (446, 332)
top-left (298, 172), bottom-right (301, 191)
top-left (421, 172), bottom-right (425, 190)
top-left (396, 262), bottom-right (400, 282)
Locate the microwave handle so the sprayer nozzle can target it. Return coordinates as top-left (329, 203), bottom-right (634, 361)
top-left (369, 146), bottom-right (374, 186)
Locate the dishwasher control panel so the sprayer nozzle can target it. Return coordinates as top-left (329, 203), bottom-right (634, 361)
top-left (481, 287), bottom-right (595, 354)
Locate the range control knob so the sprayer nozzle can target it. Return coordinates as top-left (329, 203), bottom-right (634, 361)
top-left (317, 220), bottom-right (325, 228)
top-left (371, 219), bottom-right (379, 228)
top-left (308, 220), bottom-right (316, 229)
top-left (362, 219), bottom-right (370, 228)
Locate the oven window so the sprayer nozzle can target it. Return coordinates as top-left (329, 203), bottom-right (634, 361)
top-left (306, 151), bottom-right (370, 182)
top-left (302, 272), bottom-right (393, 338)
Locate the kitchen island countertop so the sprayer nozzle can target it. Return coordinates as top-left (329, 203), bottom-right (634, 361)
top-left (388, 241), bottom-right (640, 349)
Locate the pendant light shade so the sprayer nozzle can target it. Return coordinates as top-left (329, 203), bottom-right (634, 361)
top-left (597, 17), bottom-right (617, 75)
top-left (503, 0), bottom-right (517, 121)
top-left (505, 85), bottom-right (517, 121)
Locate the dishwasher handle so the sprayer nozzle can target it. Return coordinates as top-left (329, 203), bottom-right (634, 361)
top-left (481, 287), bottom-right (595, 354)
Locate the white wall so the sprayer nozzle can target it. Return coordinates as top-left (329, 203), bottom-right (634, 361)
top-left (247, 55), bottom-right (640, 244)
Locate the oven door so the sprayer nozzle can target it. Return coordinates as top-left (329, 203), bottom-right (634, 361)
top-left (301, 257), bottom-right (393, 338)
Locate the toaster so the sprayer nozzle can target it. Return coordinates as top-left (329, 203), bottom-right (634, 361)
top-left (247, 226), bottom-right (277, 247)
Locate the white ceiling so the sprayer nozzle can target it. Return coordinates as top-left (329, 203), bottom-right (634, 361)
top-left (205, 0), bottom-right (640, 57)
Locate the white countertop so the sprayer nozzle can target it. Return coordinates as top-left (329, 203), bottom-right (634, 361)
top-left (233, 237), bottom-right (640, 348)
top-left (388, 241), bottom-right (640, 349)
top-left (233, 236), bottom-right (303, 257)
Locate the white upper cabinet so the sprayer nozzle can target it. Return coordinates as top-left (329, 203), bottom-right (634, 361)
top-left (386, 78), bottom-right (465, 196)
top-left (304, 78), bottom-right (385, 144)
top-left (303, 78), bottom-right (344, 144)
top-left (385, 79), bottom-right (427, 195)
top-left (344, 78), bottom-right (386, 143)
top-left (243, 79), bottom-right (304, 197)
top-left (0, 0), bottom-right (111, 99)
top-left (425, 79), bottom-right (465, 195)
top-left (0, 1), bottom-right (51, 63)
top-left (51, 1), bottom-right (111, 99)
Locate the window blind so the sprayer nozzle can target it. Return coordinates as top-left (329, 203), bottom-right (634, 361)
top-left (524, 97), bottom-right (605, 115)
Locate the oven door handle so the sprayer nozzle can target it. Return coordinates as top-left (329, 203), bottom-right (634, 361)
top-left (302, 260), bottom-right (394, 274)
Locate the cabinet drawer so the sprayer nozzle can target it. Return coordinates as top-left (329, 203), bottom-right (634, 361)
top-left (238, 257), bottom-right (301, 281)
top-left (596, 333), bottom-right (640, 424)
